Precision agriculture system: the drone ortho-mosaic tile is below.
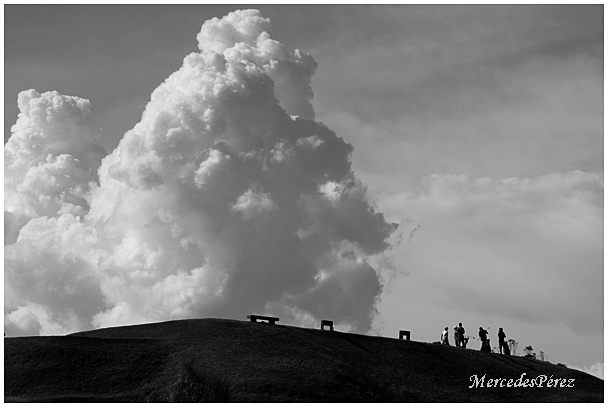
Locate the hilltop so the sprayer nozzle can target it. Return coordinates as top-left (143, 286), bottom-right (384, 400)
top-left (4, 318), bottom-right (603, 402)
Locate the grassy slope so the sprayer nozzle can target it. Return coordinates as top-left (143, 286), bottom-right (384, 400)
top-left (4, 318), bottom-right (603, 402)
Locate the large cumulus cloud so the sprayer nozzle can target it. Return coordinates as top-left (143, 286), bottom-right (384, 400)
top-left (5, 9), bottom-right (397, 335)
top-left (5, 90), bottom-right (107, 242)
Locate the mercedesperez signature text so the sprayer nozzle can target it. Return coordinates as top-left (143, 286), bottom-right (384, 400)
top-left (469, 373), bottom-right (575, 388)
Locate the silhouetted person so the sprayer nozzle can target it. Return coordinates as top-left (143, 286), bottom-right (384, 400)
top-left (479, 327), bottom-right (490, 352)
top-left (498, 327), bottom-right (508, 355)
top-left (441, 327), bottom-right (450, 345)
top-left (478, 327), bottom-right (488, 342)
top-left (453, 326), bottom-right (459, 347)
top-left (462, 336), bottom-right (469, 348)
top-left (457, 323), bottom-right (466, 347)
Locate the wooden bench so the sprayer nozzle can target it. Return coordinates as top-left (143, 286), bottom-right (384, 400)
top-left (399, 330), bottom-right (411, 340)
top-left (247, 314), bottom-right (280, 324)
top-left (320, 319), bottom-right (334, 331)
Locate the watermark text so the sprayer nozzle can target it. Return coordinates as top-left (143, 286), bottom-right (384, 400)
top-left (469, 373), bottom-right (574, 388)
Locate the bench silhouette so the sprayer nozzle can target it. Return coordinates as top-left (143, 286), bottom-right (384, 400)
top-left (247, 314), bottom-right (279, 324)
top-left (320, 320), bottom-right (334, 331)
top-left (399, 330), bottom-right (411, 340)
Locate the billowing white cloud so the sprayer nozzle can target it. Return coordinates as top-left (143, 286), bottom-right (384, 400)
top-left (5, 214), bottom-right (105, 334)
top-left (5, 90), bottom-right (106, 223)
top-left (197, 9), bottom-right (317, 119)
top-left (231, 185), bottom-right (277, 219)
top-left (4, 9), bottom-right (396, 335)
top-left (378, 171), bottom-right (603, 335)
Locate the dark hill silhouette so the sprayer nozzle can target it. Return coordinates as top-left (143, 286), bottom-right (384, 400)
top-left (4, 318), bottom-right (603, 402)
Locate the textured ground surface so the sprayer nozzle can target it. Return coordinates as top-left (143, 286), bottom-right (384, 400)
top-left (4, 318), bottom-right (603, 402)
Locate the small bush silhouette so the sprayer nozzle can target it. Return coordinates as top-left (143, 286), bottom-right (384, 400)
top-left (147, 365), bottom-right (230, 402)
top-left (523, 345), bottom-right (536, 360)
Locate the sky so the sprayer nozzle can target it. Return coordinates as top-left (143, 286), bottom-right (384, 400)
top-left (3, 5), bottom-right (604, 378)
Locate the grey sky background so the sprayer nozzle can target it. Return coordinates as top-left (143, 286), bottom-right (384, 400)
top-left (4, 5), bottom-right (604, 375)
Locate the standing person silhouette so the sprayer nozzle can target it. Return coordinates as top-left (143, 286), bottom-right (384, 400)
top-left (479, 327), bottom-right (490, 352)
top-left (441, 327), bottom-right (450, 345)
top-left (457, 323), bottom-right (466, 347)
top-left (498, 327), bottom-right (508, 355)
top-left (453, 326), bottom-right (459, 347)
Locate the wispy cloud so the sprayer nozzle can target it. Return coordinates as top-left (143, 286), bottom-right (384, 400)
top-left (378, 171), bottom-right (603, 335)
